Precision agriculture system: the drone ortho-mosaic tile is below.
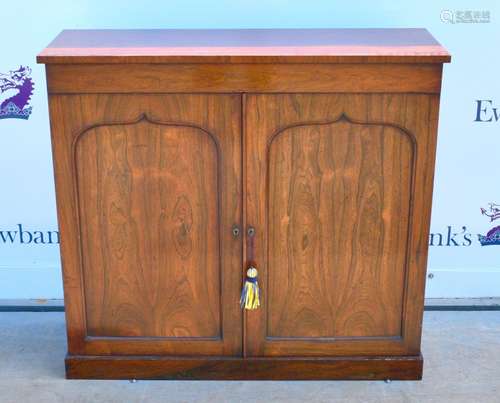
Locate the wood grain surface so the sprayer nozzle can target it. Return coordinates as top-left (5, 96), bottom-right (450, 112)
top-left (48, 94), bottom-right (242, 356)
top-left (37, 28), bottom-right (450, 64)
top-left (44, 63), bottom-right (444, 94)
top-left (245, 93), bottom-right (440, 357)
top-left (266, 115), bottom-right (414, 339)
top-left (65, 354), bottom-right (423, 380)
top-left (76, 116), bottom-right (220, 338)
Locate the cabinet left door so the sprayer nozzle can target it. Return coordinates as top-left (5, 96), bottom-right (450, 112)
top-left (48, 94), bottom-right (242, 357)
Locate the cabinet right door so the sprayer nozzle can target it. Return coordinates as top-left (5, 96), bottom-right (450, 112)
top-left (244, 94), bottom-right (440, 357)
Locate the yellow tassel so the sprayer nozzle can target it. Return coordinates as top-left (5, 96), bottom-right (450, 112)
top-left (240, 267), bottom-right (260, 310)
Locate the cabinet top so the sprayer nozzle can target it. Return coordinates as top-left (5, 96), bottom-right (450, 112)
top-left (37, 28), bottom-right (450, 64)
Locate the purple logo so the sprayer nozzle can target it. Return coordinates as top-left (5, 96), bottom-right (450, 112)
top-left (478, 202), bottom-right (500, 246)
top-left (0, 66), bottom-right (34, 120)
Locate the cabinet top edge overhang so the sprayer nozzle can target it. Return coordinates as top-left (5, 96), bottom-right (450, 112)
top-left (37, 28), bottom-right (451, 65)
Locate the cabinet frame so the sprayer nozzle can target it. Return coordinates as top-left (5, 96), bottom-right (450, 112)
top-left (42, 59), bottom-right (444, 380)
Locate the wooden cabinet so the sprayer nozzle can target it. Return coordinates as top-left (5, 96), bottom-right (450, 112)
top-left (38, 29), bottom-right (450, 380)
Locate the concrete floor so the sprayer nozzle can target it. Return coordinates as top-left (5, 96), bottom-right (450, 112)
top-left (0, 312), bottom-right (499, 403)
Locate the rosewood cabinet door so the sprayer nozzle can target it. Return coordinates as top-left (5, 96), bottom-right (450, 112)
top-left (245, 94), bottom-right (439, 357)
top-left (49, 94), bottom-right (242, 356)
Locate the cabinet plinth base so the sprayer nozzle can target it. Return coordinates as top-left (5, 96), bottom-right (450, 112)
top-left (65, 354), bottom-right (423, 380)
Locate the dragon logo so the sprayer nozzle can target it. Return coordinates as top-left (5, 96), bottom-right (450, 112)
top-left (0, 66), bottom-right (34, 120)
top-left (478, 202), bottom-right (500, 246)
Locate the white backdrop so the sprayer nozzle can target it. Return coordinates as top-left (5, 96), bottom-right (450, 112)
top-left (0, 0), bottom-right (499, 299)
